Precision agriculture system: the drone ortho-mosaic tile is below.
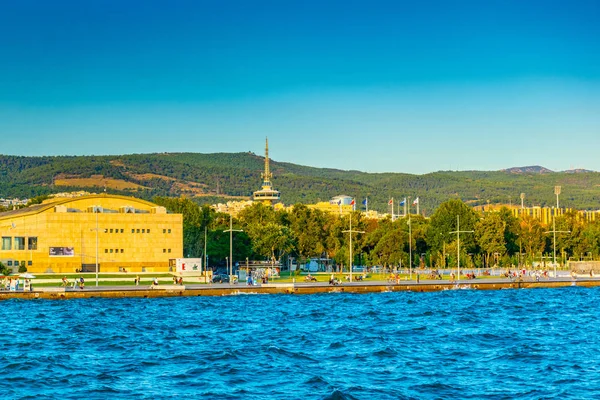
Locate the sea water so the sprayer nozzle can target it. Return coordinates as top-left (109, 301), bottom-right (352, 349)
top-left (2, 287), bottom-right (600, 399)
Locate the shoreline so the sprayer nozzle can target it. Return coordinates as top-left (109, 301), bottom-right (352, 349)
top-left (1, 277), bottom-right (598, 300)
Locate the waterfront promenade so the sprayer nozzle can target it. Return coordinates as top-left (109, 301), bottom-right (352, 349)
top-left (1, 276), bottom-right (599, 300)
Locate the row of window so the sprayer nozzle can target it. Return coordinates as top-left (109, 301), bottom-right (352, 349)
top-left (105, 249), bottom-right (124, 254)
top-left (1, 237), bottom-right (38, 251)
top-left (103, 248), bottom-right (172, 254)
top-left (3, 260), bottom-right (32, 267)
top-left (104, 228), bottom-right (172, 234)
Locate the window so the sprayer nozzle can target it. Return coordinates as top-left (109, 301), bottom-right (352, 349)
top-left (163, 249), bottom-right (166, 253)
top-left (110, 229), bottom-right (113, 233)
top-left (168, 249), bottom-right (171, 253)
top-left (120, 229), bottom-right (124, 233)
top-left (163, 229), bottom-right (166, 233)
top-left (115, 249), bottom-right (118, 253)
top-left (28, 237), bottom-right (38, 250)
top-left (142, 229), bottom-right (145, 233)
top-left (27, 261), bottom-right (32, 266)
top-left (147, 229), bottom-right (150, 234)
top-left (14, 237), bottom-right (25, 250)
top-left (168, 229), bottom-right (171, 234)
top-left (120, 249), bottom-right (124, 253)
top-left (105, 249), bottom-right (108, 253)
top-left (136, 229), bottom-right (140, 233)
top-left (131, 229), bottom-right (135, 233)
top-left (110, 249), bottom-right (113, 253)
top-left (2, 237), bottom-right (11, 250)
top-left (7, 261), bottom-right (12, 266)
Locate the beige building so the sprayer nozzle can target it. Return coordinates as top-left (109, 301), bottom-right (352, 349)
top-left (0, 194), bottom-right (182, 274)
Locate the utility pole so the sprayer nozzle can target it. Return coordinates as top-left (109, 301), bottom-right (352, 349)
top-left (342, 210), bottom-right (364, 282)
top-left (223, 214), bottom-right (242, 282)
top-left (545, 207), bottom-right (570, 278)
top-left (408, 210), bottom-right (412, 279)
top-left (449, 215), bottom-right (474, 283)
top-left (203, 225), bottom-right (207, 276)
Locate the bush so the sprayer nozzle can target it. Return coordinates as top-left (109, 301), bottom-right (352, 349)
top-left (0, 262), bottom-right (10, 276)
top-left (18, 262), bottom-right (27, 273)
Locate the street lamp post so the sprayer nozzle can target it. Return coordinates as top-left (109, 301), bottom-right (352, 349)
top-left (95, 208), bottom-right (99, 287)
top-left (545, 207), bottom-right (570, 278)
top-left (89, 206), bottom-right (102, 287)
top-left (449, 215), bottom-right (474, 283)
top-left (203, 225), bottom-right (207, 276)
top-left (342, 210), bottom-right (364, 282)
top-left (223, 214), bottom-right (243, 283)
top-left (408, 201), bottom-right (412, 279)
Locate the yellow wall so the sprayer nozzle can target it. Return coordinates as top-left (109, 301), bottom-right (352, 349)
top-left (0, 194), bottom-right (182, 273)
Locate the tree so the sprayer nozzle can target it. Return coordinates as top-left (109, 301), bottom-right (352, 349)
top-left (426, 199), bottom-right (479, 259)
top-left (518, 215), bottom-right (545, 265)
top-left (371, 228), bottom-right (408, 267)
top-left (288, 204), bottom-right (327, 261)
top-left (246, 222), bottom-right (294, 263)
top-left (475, 212), bottom-right (506, 268)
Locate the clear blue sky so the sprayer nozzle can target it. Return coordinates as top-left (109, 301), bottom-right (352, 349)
top-left (1, 0), bottom-right (598, 174)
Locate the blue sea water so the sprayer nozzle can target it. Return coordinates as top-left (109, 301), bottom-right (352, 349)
top-left (2, 287), bottom-right (600, 399)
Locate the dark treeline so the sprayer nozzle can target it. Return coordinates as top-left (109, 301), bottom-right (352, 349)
top-left (153, 197), bottom-right (600, 271)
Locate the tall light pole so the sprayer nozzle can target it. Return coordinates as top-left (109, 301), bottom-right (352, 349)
top-left (554, 186), bottom-right (561, 209)
top-left (342, 209), bottom-right (364, 282)
top-left (545, 207), bottom-right (570, 278)
top-left (408, 198), bottom-right (412, 279)
top-left (223, 214), bottom-right (242, 282)
top-left (95, 208), bottom-right (99, 287)
top-left (520, 193), bottom-right (525, 210)
top-left (90, 206), bottom-right (102, 287)
top-left (449, 215), bottom-right (474, 283)
top-left (203, 225), bottom-right (208, 276)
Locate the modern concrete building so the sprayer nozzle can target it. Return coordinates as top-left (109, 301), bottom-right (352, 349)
top-left (0, 194), bottom-right (183, 274)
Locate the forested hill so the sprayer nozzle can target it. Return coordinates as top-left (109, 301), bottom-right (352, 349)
top-left (0, 153), bottom-right (599, 213)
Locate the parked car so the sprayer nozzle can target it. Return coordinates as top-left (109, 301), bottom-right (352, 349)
top-left (212, 274), bottom-right (230, 283)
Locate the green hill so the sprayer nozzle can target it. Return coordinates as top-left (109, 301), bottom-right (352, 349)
top-left (1, 153), bottom-right (599, 213)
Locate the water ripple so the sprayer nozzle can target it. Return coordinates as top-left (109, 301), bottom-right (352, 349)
top-left (2, 287), bottom-right (600, 398)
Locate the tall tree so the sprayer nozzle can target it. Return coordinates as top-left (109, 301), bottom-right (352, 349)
top-left (475, 212), bottom-right (506, 267)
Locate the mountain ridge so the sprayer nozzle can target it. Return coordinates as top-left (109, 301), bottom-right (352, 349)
top-left (1, 153), bottom-right (599, 212)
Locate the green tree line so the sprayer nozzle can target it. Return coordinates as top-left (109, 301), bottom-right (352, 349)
top-left (153, 197), bottom-right (600, 271)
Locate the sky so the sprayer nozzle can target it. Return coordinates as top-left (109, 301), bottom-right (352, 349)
top-left (0, 0), bottom-right (598, 174)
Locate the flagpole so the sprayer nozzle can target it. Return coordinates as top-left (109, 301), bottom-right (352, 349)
top-left (404, 198), bottom-right (407, 217)
top-left (366, 197), bottom-right (368, 213)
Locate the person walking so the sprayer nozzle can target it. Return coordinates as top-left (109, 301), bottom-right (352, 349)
top-left (79, 276), bottom-right (85, 289)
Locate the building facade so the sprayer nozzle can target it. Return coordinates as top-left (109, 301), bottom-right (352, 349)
top-left (0, 194), bottom-right (183, 274)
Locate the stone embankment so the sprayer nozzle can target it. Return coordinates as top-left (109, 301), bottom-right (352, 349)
top-left (1, 278), bottom-right (599, 300)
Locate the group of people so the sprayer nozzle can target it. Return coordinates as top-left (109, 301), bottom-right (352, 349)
top-left (172, 276), bottom-right (184, 285)
top-left (60, 276), bottom-right (85, 289)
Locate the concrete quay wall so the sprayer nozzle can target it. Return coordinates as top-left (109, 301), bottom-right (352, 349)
top-left (1, 279), bottom-right (599, 301)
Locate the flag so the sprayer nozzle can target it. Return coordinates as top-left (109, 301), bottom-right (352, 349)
top-left (388, 198), bottom-right (393, 205)
top-left (399, 198), bottom-right (406, 206)
top-left (413, 197), bottom-right (419, 205)
top-left (362, 198), bottom-right (368, 206)
top-left (337, 200), bottom-right (342, 205)
top-left (350, 199), bottom-right (355, 206)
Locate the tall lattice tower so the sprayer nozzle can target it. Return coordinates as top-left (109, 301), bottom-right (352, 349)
top-left (253, 137), bottom-right (281, 205)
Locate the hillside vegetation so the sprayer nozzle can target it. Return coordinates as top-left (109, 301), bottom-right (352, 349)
top-left (1, 153), bottom-right (599, 213)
